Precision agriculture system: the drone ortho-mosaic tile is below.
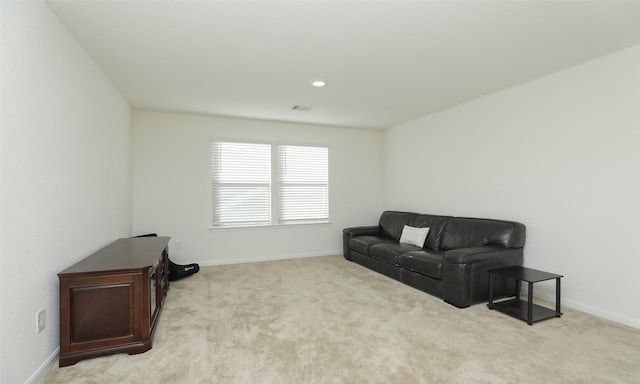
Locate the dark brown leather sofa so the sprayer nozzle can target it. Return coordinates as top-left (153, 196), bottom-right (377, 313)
top-left (343, 211), bottom-right (526, 308)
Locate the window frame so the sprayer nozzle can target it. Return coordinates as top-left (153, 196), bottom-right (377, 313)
top-left (210, 138), bottom-right (330, 230)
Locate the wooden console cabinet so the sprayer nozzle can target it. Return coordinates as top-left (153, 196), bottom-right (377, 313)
top-left (58, 237), bottom-right (170, 367)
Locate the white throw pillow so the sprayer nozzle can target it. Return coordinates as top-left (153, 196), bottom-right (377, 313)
top-left (399, 225), bottom-right (430, 247)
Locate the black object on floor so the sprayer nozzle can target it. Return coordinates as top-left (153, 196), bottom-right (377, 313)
top-left (133, 233), bottom-right (200, 281)
top-left (168, 259), bottom-right (200, 281)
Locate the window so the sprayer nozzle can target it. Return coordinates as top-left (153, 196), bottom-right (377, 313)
top-left (211, 140), bottom-right (329, 228)
top-left (211, 141), bottom-right (272, 226)
top-left (277, 144), bottom-right (329, 223)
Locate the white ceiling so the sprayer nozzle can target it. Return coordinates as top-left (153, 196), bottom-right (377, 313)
top-left (47, 1), bottom-right (640, 130)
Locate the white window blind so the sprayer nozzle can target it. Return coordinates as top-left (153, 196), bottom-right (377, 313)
top-left (277, 145), bottom-right (329, 223)
top-left (211, 141), bottom-right (271, 226)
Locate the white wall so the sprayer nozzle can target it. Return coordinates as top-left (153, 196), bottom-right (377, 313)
top-left (0, 2), bottom-right (132, 383)
top-left (384, 45), bottom-right (640, 328)
top-left (132, 111), bottom-right (384, 265)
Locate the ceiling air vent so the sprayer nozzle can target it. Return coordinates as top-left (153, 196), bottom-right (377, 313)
top-left (291, 105), bottom-right (312, 111)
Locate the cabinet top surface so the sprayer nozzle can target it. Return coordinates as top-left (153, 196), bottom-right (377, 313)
top-left (59, 237), bottom-right (171, 276)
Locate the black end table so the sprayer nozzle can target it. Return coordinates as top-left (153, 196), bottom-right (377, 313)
top-left (488, 266), bottom-right (563, 325)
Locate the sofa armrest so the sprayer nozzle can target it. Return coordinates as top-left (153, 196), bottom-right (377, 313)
top-left (344, 226), bottom-right (382, 237)
top-left (442, 246), bottom-right (523, 307)
top-left (343, 226), bottom-right (382, 260)
top-left (443, 246), bottom-right (520, 264)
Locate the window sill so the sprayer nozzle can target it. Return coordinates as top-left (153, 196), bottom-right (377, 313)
top-left (209, 221), bottom-right (331, 232)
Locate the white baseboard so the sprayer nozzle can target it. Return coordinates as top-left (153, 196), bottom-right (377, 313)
top-left (198, 250), bottom-right (342, 267)
top-left (531, 290), bottom-right (640, 330)
top-left (520, 284), bottom-right (640, 330)
top-left (25, 348), bottom-right (58, 384)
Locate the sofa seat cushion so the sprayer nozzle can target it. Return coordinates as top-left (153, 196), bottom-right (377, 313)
top-left (370, 242), bottom-right (420, 265)
top-left (398, 250), bottom-right (445, 279)
top-left (349, 236), bottom-right (395, 255)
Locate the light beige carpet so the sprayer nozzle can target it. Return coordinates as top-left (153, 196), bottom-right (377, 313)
top-left (44, 255), bottom-right (640, 384)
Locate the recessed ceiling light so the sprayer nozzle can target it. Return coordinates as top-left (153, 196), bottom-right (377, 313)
top-left (311, 79), bottom-right (326, 87)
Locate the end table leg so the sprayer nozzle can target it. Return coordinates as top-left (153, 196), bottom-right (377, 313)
top-left (556, 277), bottom-right (562, 317)
top-left (527, 282), bottom-right (533, 325)
top-left (488, 272), bottom-right (494, 309)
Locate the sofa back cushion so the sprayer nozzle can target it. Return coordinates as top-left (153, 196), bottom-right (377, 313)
top-left (440, 217), bottom-right (526, 250)
top-left (410, 214), bottom-right (449, 251)
top-left (379, 211), bottom-right (417, 241)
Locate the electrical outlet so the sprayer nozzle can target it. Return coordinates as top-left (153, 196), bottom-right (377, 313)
top-left (175, 240), bottom-right (183, 250)
top-left (37, 309), bottom-right (46, 334)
